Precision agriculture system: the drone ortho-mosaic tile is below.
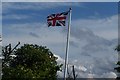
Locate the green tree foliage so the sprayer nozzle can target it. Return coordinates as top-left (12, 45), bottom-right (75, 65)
top-left (2, 44), bottom-right (62, 80)
top-left (115, 45), bottom-right (120, 79)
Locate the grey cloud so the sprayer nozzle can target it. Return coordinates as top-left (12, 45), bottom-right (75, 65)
top-left (69, 27), bottom-right (116, 54)
top-left (82, 42), bottom-right (109, 53)
top-left (71, 15), bottom-right (118, 40)
top-left (101, 72), bottom-right (117, 78)
top-left (80, 51), bottom-right (92, 57)
top-left (71, 27), bottom-right (112, 45)
top-left (29, 32), bottom-right (39, 38)
top-left (91, 57), bottom-right (115, 75)
top-left (56, 54), bottom-right (117, 78)
top-left (0, 45), bottom-right (2, 54)
top-left (69, 41), bottom-right (79, 48)
top-left (64, 27), bottom-right (117, 78)
top-left (65, 27), bottom-right (116, 58)
top-left (71, 27), bottom-right (95, 41)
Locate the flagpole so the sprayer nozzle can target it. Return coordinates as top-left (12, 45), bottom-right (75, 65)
top-left (64, 8), bottom-right (72, 80)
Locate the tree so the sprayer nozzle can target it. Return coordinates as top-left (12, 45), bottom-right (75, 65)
top-left (2, 44), bottom-right (62, 80)
top-left (114, 45), bottom-right (120, 79)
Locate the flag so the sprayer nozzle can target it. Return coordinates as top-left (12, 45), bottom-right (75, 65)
top-left (47, 11), bottom-right (69, 27)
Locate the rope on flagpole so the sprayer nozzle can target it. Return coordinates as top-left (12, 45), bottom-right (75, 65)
top-left (64, 8), bottom-right (72, 80)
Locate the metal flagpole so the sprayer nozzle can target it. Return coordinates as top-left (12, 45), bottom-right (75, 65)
top-left (64, 8), bottom-right (72, 80)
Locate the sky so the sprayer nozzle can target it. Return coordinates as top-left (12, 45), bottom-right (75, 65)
top-left (1, 0), bottom-right (120, 2)
top-left (2, 2), bottom-right (119, 78)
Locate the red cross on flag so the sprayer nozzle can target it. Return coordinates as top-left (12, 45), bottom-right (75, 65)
top-left (47, 11), bottom-right (69, 27)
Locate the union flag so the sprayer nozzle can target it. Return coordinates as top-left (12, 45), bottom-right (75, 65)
top-left (47, 11), bottom-right (69, 27)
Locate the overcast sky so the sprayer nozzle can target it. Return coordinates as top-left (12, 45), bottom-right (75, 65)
top-left (2, 2), bottom-right (118, 78)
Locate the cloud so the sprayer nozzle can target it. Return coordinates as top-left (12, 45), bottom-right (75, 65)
top-left (101, 72), bottom-right (117, 78)
top-left (0, 33), bottom-right (1, 45)
top-left (69, 41), bottom-right (79, 48)
top-left (2, 2), bottom-right (80, 13)
top-left (3, 14), bottom-right (30, 20)
top-left (69, 26), bottom-right (117, 77)
top-left (71, 15), bottom-right (118, 40)
top-left (3, 22), bottom-right (67, 57)
top-left (61, 16), bottom-right (118, 77)
top-left (67, 15), bottom-right (118, 59)
top-left (0, 45), bottom-right (1, 53)
top-left (3, 22), bottom-right (46, 35)
top-left (55, 54), bottom-right (88, 78)
top-left (29, 32), bottom-right (39, 38)
top-left (55, 54), bottom-right (117, 78)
